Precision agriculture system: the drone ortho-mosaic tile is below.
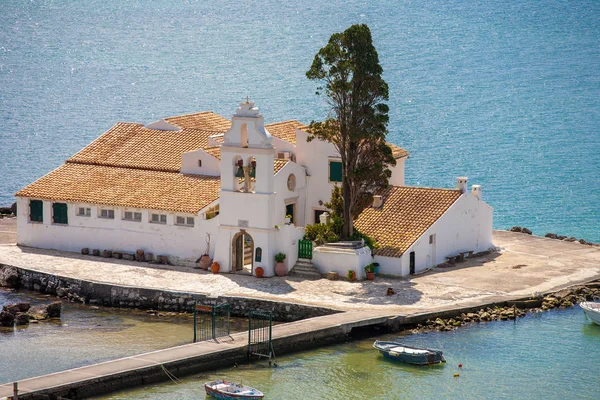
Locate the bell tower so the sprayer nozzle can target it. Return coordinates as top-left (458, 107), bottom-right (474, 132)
top-left (213, 100), bottom-right (278, 276)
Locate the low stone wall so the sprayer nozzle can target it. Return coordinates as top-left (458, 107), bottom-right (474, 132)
top-left (0, 264), bottom-right (339, 322)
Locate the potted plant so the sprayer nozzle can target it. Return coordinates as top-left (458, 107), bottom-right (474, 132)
top-left (274, 252), bottom-right (287, 276)
top-left (347, 269), bottom-right (356, 281)
top-left (284, 214), bottom-right (292, 224)
top-left (211, 261), bottom-right (220, 274)
top-left (364, 264), bottom-right (375, 280)
top-left (198, 234), bottom-right (212, 270)
top-left (255, 266), bottom-right (264, 278)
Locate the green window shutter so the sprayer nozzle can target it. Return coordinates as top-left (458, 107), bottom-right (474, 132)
top-left (30, 200), bottom-right (43, 222)
top-left (52, 203), bottom-right (68, 224)
top-left (329, 161), bottom-right (342, 182)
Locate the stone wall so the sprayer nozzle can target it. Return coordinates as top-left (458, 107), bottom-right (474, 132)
top-left (0, 264), bottom-right (339, 322)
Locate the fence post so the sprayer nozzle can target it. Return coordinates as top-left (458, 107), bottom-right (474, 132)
top-left (193, 301), bottom-right (197, 343)
top-left (13, 382), bottom-right (18, 400)
top-left (211, 305), bottom-right (216, 340)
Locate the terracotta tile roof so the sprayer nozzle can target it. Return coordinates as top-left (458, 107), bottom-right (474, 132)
top-left (15, 164), bottom-right (220, 214)
top-left (354, 186), bottom-right (461, 258)
top-left (68, 122), bottom-right (219, 172)
top-left (274, 159), bottom-right (290, 174)
top-left (265, 120), bottom-right (307, 145)
top-left (164, 111), bottom-right (231, 131)
top-left (203, 146), bottom-right (221, 160)
top-left (387, 142), bottom-right (409, 159)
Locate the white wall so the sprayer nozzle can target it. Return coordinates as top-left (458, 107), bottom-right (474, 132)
top-left (273, 162), bottom-right (307, 227)
top-left (389, 158), bottom-right (406, 186)
top-left (181, 149), bottom-right (220, 176)
top-left (312, 245), bottom-right (372, 279)
top-left (16, 197), bottom-right (220, 266)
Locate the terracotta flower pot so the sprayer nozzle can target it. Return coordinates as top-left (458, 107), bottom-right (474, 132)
top-left (275, 262), bottom-right (286, 277)
top-left (366, 271), bottom-right (375, 280)
top-left (255, 266), bottom-right (264, 278)
top-left (199, 255), bottom-right (211, 270)
top-left (211, 262), bottom-right (220, 274)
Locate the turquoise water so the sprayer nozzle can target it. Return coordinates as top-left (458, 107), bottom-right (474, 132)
top-left (98, 307), bottom-right (600, 399)
top-left (1, 0), bottom-right (598, 241)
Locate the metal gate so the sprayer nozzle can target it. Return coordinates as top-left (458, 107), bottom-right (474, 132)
top-left (298, 239), bottom-right (313, 259)
top-left (248, 310), bottom-right (274, 360)
top-left (193, 302), bottom-right (231, 342)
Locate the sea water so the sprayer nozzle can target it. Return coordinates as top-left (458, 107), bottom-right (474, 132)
top-left (97, 307), bottom-right (600, 399)
top-left (0, 0), bottom-right (598, 241)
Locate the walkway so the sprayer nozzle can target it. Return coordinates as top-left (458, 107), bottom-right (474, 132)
top-left (1, 230), bottom-right (599, 313)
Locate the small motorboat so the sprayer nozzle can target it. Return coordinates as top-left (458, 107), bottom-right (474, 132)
top-left (204, 379), bottom-right (264, 400)
top-left (373, 340), bottom-right (446, 365)
top-left (580, 301), bottom-right (600, 325)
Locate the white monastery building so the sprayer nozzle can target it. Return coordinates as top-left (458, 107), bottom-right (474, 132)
top-left (16, 101), bottom-right (493, 278)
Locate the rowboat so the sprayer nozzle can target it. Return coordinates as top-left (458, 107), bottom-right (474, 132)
top-left (580, 301), bottom-right (600, 325)
top-left (204, 379), bottom-right (264, 400)
top-left (373, 340), bottom-right (446, 365)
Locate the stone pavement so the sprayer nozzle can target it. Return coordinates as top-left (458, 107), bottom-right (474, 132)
top-left (1, 230), bottom-right (599, 313)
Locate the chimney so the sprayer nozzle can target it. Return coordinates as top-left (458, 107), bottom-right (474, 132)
top-left (456, 177), bottom-right (468, 194)
top-left (373, 195), bottom-right (383, 208)
top-left (472, 184), bottom-right (482, 200)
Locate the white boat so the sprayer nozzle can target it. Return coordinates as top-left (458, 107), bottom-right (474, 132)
top-left (204, 379), bottom-right (264, 400)
top-left (580, 301), bottom-right (600, 325)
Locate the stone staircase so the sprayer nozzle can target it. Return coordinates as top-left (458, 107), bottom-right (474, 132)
top-left (290, 258), bottom-right (322, 280)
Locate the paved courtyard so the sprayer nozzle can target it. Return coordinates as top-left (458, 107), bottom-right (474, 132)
top-left (1, 221), bottom-right (599, 313)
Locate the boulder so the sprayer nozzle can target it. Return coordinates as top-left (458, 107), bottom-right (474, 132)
top-left (2, 304), bottom-right (21, 315)
top-left (545, 233), bottom-right (558, 239)
top-left (27, 305), bottom-right (48, 320)
top-left (0, 266), bottom-right (19, 288)
top-left (14, 312), bottom-right (29, 325)
top-left (0, 310), bottom-right (15, 326)
top-left (522, 227), bottom-right (532, 235)
top-left (92, 249), bottom-right (100, 256)
top-left (0, 207), bottom-right (12, 215)
top-left (46, 301), bottom-right (62, 318)
top-left (145, 253), bottom-right (154, 262)
top-left (557, 235), bottom-right (567, 240)
top-left (509, 226), bottom-right (522, 233)
top-left (101, 250), bottom-right (113, 258)
top-left (578, 239), bottom-right (587, 245)
top-left (81, 248), bottom-right (90, 255)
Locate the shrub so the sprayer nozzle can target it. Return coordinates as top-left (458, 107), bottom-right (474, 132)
top-left (351, 228), bottom-right (379, 251)
top-left (274, 252), bottom-right (286, 263)
top-left (304, 223), bottom-right (340, 245)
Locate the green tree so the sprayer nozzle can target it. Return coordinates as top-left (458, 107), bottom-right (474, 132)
top-left (307, 24), bottom-right (395, 238)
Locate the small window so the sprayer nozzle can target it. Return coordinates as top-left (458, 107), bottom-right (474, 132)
top-left (176, 216), bottom-right (185, 225)
top-left (198, 159), bottom-right (202, 167)
top-left (329, 160), bottom-right (343, 182)
top-left (100, 209), bottom-right (115, 219)
top-left (29, 200), bottom-right (43, 223)
top-left (52, 203), bottom-right (68, 224)
top-left (176, 216), bottom-right (195, 226)
top-left (186, 217), bottom-right (194, 226)
top-left (123, 211), bottom-right (141, 221)
top-left (151, 213), bottom-right (167, 224)
top-left (429, 234), bottom-right (435, 244)
top-left (77, 207), bottom-right (91, 217)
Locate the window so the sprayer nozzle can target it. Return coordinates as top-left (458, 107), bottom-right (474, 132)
top-left (29, 200), bottom-right (43, 223)
top-left (52, 203), bottom-right (68, 224)
top-left (314, 209), bottom-right (326, 224)
top-left (77, 207), bottom-right (91, 217)
top-left (124, 211), bottom-right (142, 221)
top-left (328, 160), bottom-right (342, 182)
top-left (100, 209), bottom-right (115, 219)
top-left (205, 205), bottom-right (220, 220)
top-left (151, 213), bottom-right (167, 224)
top-left (176, 216), bottom-right (195, 226)
top-left (198, 159), bottom-right (202, 167)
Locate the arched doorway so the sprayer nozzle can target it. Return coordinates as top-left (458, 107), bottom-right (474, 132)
top-left (232, 230), bottom-right (254, 274)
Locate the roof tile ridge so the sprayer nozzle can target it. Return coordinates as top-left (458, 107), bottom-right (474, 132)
top-left (65, 159), bottom-right (180, 173)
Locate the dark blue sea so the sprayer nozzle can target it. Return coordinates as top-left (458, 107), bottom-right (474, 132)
top-left (1, 0), bottom-right (599, 241)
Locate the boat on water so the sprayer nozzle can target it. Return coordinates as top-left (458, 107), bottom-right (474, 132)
top-left (373, 340), bottom-right (446, 365)
top-left (580, 301), bottom-right (600, 325)
top-left (204, 379), bottom-right (264, 400)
